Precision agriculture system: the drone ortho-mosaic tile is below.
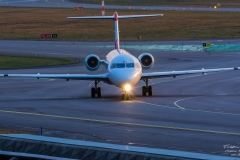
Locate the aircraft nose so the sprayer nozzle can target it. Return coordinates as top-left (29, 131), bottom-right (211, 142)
top-left (116, 72), bottom-right (133, 82)
top-left (109, 69), bottom-right (140, 87)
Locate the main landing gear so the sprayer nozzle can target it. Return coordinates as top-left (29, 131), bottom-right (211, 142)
top-left (91, 80), bottom-right (102, 98)
top-left (142, 79), bottom-right (152, 96)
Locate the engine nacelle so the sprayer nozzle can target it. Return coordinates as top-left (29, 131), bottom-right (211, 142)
top-left (138, 53), bottom-right (154, 69)
top-left (85, 54), bottom-right (101, 71)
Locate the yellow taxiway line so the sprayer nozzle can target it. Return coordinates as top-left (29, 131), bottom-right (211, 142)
top-left (0, 109), bottom-right (240, 136)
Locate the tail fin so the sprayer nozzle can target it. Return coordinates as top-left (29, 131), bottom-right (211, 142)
top-left (68, 12), bottom-right (163, 49)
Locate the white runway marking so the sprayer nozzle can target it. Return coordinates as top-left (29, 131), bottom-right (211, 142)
top-left (131, 98), bottom-right (187, 110)
top-left (173, 97), bottom-right (199, 109)
top-left (131, 99), bottom-right (176, 109)
top-left (0, 93), bottom-right (239, 116)
top-left (132, 97), bottom-right (240, 116)
top-left (132, 71), bottom-right (240, 115)
top-left (186, 106), bottom-right (240, 116)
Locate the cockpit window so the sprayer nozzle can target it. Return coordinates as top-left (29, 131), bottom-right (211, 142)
top-left (126, 63), bottom-right (134, 68)
top-left (116, 63), bottom-right (125, 68)
top-left (111, 62), bottom-right (140, 69)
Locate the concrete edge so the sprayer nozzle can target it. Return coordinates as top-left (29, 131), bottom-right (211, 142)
top-left (1, 134), bottom-right (240, 160)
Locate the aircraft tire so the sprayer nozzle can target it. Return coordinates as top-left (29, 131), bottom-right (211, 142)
top-left (97, 87), bottom-right (102, 97)
top-left (126, 94), bottom-right (130, 100)
top-left (122, 94), bottom-right (126, 100)
top-left (142, 86), bottom-right (147, 96)
top-left (148, 86), bottom-right (152, 96)
top-left (91, 87), bottom-right (95, 98)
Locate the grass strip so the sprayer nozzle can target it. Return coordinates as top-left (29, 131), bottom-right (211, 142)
top-left (0, 55), bottom-right (77, 69)
top-left (1, 7), bottom-right (240, 41)
top-left (72, 0), bottom-right (240, 8)
top-left (0, 129), bottom-right (29, 134)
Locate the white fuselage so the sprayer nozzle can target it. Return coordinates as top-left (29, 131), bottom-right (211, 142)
top-left (106, 49), bottom-right (142, 88)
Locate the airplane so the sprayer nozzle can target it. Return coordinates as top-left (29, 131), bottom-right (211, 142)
top-left (1, 12), bottom-right (240, 100)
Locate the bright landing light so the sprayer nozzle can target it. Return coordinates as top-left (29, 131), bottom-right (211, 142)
top-left (124, 84), bottom-right (131, 91)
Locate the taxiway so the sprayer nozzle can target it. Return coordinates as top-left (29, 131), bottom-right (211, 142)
top-left (0, 40), bottom-right (240, 157)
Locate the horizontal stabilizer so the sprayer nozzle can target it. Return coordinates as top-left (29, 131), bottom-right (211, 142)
top-left (68, 12), bottom-right (163, 49)
top-left (68, 14), bottom-right (163, 20)
top-left (118, 14), bottom-right (163, 19)
top-left (68, 16), bottom-right (114, 19)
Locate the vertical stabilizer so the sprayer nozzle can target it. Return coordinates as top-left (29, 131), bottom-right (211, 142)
top-left (114, 12), bottom-right (120, 49)
top-left (101, 0), bottom-right (105, 16)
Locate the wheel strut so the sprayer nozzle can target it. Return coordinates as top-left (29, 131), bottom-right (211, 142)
top-left (122, 87), bottom-right (130, 100)
top-left (91, 80), bottom-right (102, 98)
top-left (142, 79), bottom-right (152, 96)
top-left (122, 93), bottom-right (130, 100)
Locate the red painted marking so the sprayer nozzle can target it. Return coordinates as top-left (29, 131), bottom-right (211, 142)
top-left (114, 12), bottom-right (118, 21)
top-left (77, 7), bottom-right (84, 10)
top-left (40, 34), bottom-right (51, 39)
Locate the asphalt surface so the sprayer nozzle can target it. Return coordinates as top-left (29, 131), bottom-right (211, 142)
top-left (1, 0), bottom-right (240, 12)
top-left (0, 39), bottom-right (240, 158)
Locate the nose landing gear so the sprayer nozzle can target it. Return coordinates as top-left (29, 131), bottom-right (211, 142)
top-left (122, 84), bottom-right (131, 100)
top-left (122, 93), bottom-right (130, 100)
top-left (142, 79), bottom-right (152, 96)
top-left (91, 80), bottom-right (102, 98)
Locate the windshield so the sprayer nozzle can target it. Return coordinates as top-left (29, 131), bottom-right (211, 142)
top-left (111, 63), bottom-right (125, 69)
top-left (116, 63), bottom-right (125, 68)
top-left (111, 62), bottom-right (140, 69)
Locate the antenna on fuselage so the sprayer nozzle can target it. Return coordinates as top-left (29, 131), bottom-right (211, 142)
top-left (67, 13), bottom-right (163, 49)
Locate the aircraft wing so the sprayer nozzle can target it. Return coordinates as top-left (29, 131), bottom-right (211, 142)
top-left (2, 73), bottom-right (109, 81)
top-left (141, 67), bottom-right (240, 79)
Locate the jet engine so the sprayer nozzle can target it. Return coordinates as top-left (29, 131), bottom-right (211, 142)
top-left (138, 53), bottom-right (154, 69)
top-left (85, 54), bottom-right (101, 71)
